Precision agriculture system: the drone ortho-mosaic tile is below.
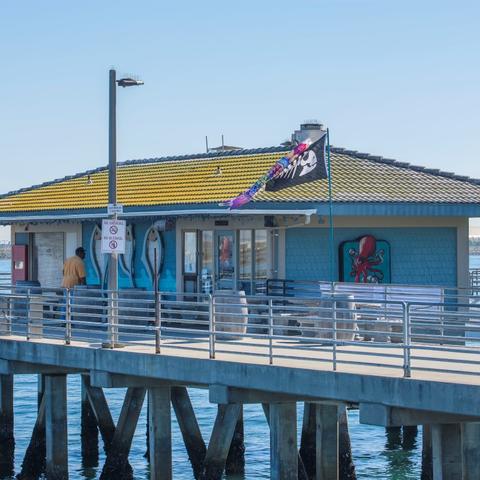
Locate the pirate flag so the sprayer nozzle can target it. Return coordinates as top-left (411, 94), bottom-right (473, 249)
top-left (266, 132), bottom-right (328, 192)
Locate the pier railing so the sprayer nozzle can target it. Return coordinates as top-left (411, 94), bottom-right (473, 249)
top-left (1, 284), bottom-right (480, 379)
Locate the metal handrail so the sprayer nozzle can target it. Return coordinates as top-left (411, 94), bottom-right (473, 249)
top-left (0, 282), bottom-right (480, 380)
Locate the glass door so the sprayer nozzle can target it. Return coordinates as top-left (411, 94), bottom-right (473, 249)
top-left (215, 230), bottom-right (235, 290)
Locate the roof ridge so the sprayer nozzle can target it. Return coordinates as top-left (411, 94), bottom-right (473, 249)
top-left (1, 144), bottom-right (479, 200)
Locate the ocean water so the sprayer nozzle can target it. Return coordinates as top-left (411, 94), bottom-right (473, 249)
top-left (5, 257), bottom-right (479, 479)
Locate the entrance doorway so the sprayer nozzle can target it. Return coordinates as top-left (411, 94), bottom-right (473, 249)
top-left (216, 231), bottom-right (235, 291)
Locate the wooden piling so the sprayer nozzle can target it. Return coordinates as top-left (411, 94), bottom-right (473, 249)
top-left (45, 374), bottom-right (68, 480)
top-left (100, 387), bottom-right (146, 480)
top-left (171, 386), bottom-right (206, 479)
top-left (148, 387), bottom-right (172, 480)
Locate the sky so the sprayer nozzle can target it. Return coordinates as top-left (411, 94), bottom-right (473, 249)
top-left (0, 0), bottom-right (479, 240)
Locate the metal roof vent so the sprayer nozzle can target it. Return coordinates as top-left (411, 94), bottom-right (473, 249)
top-left (292, 120), bottom-right (325, 144)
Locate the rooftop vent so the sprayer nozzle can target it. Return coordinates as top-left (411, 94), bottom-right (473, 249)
top-left (292, 120), bottom-right (325, 144)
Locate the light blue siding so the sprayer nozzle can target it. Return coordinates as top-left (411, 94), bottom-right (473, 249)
top-left (82, 221), bottom-right (176, 291)
top-left (285, 227), bottom-right (457, 286)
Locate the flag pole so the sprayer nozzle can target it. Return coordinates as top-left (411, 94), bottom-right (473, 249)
top-left (327, 128), bottom-right (335, 282)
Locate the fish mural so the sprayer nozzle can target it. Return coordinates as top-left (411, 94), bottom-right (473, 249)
top-left (141, 226), bottom-right (164, 289)
top-left (90, 224), bottom-right (109, 288)
top-left (119, 224), bottom-right (136, 287)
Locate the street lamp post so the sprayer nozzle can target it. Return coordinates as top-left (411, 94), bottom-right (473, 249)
top-left (107, 68), bottom-right (143, 347)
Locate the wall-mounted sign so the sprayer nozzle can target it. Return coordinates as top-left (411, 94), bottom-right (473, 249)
top-left (101, 219), bottom-right (126, 254)
top-left (107, 203), bottom-right (124, 215)
top-left (339, 235), bottom-right (391, 283)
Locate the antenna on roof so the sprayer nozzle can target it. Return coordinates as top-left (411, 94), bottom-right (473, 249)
top-left (205, 136), bottom-right (209, 153)
top-left (221, 134), bottom-right (225, 152)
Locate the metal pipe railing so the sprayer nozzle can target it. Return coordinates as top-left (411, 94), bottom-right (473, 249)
top-left (0, 282), bottom-right (480, 379)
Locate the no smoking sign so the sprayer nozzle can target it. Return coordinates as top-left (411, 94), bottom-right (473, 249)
top-left (101, 219), bottom-right (126, 254)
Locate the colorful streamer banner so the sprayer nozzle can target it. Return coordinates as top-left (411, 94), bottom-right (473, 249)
top-left (221, 139), bottom-right (313, 209)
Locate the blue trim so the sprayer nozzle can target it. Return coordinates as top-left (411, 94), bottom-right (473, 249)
top-left (1, 201), bottom-right (480, 221)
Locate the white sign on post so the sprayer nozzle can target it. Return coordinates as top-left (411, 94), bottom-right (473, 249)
top-left (107, 203), bottom-right (124, 215)
top-left (101, 219), bottom-right (126, 254)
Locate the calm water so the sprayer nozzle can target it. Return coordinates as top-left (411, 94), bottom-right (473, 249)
top-left (7, 257), bottom-right (479, 479)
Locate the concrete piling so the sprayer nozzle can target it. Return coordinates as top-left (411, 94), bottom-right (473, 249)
top-left (270, 402), bottom-right (298, 480)
top-left (148, 387), bottom-right (172, 480)
top-left (338, 407), bottom-right (356, 480)
top-left (421, 425), bottom-right (433, 480)
top-left (80, 375), bottom-right (99, 469)
top-left (84, 381), bottom-right (116, 452)
top-left (201, 403), bottom-right (241, 480)
top-left (17, 382), bottom-right (46, 479)
top-left (460, 422), bottom-right (480, 480)
top-left (316, 404), bottom-right (339, 480)
top-left (0, 374), bottom-right (14, 478)
top-left (171, 386), bottom-right (206, 479)
top-left (45, 374), bottom-right (68, 480)
top-left (225, 404), bottom-right (245, 475)
top-left (431, 423), bottom-right (462, 479)
top-left (300, 403), bottom-right (316, 479)
top-left (100, 387), bottom-right (146, 480)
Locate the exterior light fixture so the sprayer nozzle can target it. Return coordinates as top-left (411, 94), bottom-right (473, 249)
top-left (116, 77), bottom-right (144, 88)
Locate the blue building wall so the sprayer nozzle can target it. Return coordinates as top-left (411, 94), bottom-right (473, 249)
top-left (285, 227), bottom-right (457, 286)
top-left (81, 221), bottom-right (176, 291)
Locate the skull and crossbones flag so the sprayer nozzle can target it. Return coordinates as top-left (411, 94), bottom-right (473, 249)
top-left (266, 132), bottom-right (328, 192)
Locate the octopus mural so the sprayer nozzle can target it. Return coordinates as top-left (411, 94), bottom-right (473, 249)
top-left (340, 235), bottom-right (391, 284)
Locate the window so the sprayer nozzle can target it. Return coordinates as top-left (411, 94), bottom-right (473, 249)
top-left (255, 230), bottom-right (268, 280)
top-left (239, 230), bottom-right (252, 293)
top-left (201, 231), bottom-right (213, 293)
top-left (183, 231), bottom-right (197, 274)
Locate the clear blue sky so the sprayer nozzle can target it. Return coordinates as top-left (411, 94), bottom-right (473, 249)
top-left (0, 1), bottom-right (479, 203)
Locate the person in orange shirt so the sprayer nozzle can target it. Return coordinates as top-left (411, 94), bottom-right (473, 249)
top-left (62, 247), bottom-right (87, 288)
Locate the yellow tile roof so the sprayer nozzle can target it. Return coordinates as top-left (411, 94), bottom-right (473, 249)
top-left (0, 148), bottom-right (479, 213)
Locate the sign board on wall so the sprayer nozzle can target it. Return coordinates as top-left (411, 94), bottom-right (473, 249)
top-left (101, 219), bottom-right (126, 254)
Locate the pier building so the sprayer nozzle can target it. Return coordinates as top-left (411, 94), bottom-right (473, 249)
top-left (0, 124), bottom-right (480, 479)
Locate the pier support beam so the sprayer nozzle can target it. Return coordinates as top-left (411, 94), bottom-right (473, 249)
top-left (84, 381), bottom-right (116, 452)
top-left (316, 404), bottom-right (339, 480)
top-left (100, 387), bottom-right (146, 479)
top-left (148, 387), bottom-right (172, 480)
top-left (461, 423), bottom-right (480, 480)
top-left (270, 402), bottom-right (298, 480)
top-left (431, 423), bottom-right (462, 479)
top-left (201, 403), bottom-right (241, 480)
top-left (421, 425), bottom-right (433, 480)
top-left (225, 405), bottom-right (245, 475)
top-left (45, 374), bottom-right (68, 480)
top-left (0, 374), bottom-right (14, 478)
top-left (81, 375), bottom-right (99, 469)
top-left (17, 377), bottom-right (46, 479)
top-left (171, 387), bottom-right (206, 479)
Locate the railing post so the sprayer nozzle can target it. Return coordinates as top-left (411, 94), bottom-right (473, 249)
top-left (65, 289), bottom-right (72, 345)
top-left (26, 288), bottom-right (31, 340)
top-left (209, 294), bottom-right (215, 359)
top-left (106, 290), bottom-right (119, 348)
top-left (403, 302), bottom-right (411, 378)
top-left (155, 290), bottom-right (161, 354)
top-left (332, 298), bottom-right (337, 371)
top-left (268, 298), bottom-right (274, 365)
